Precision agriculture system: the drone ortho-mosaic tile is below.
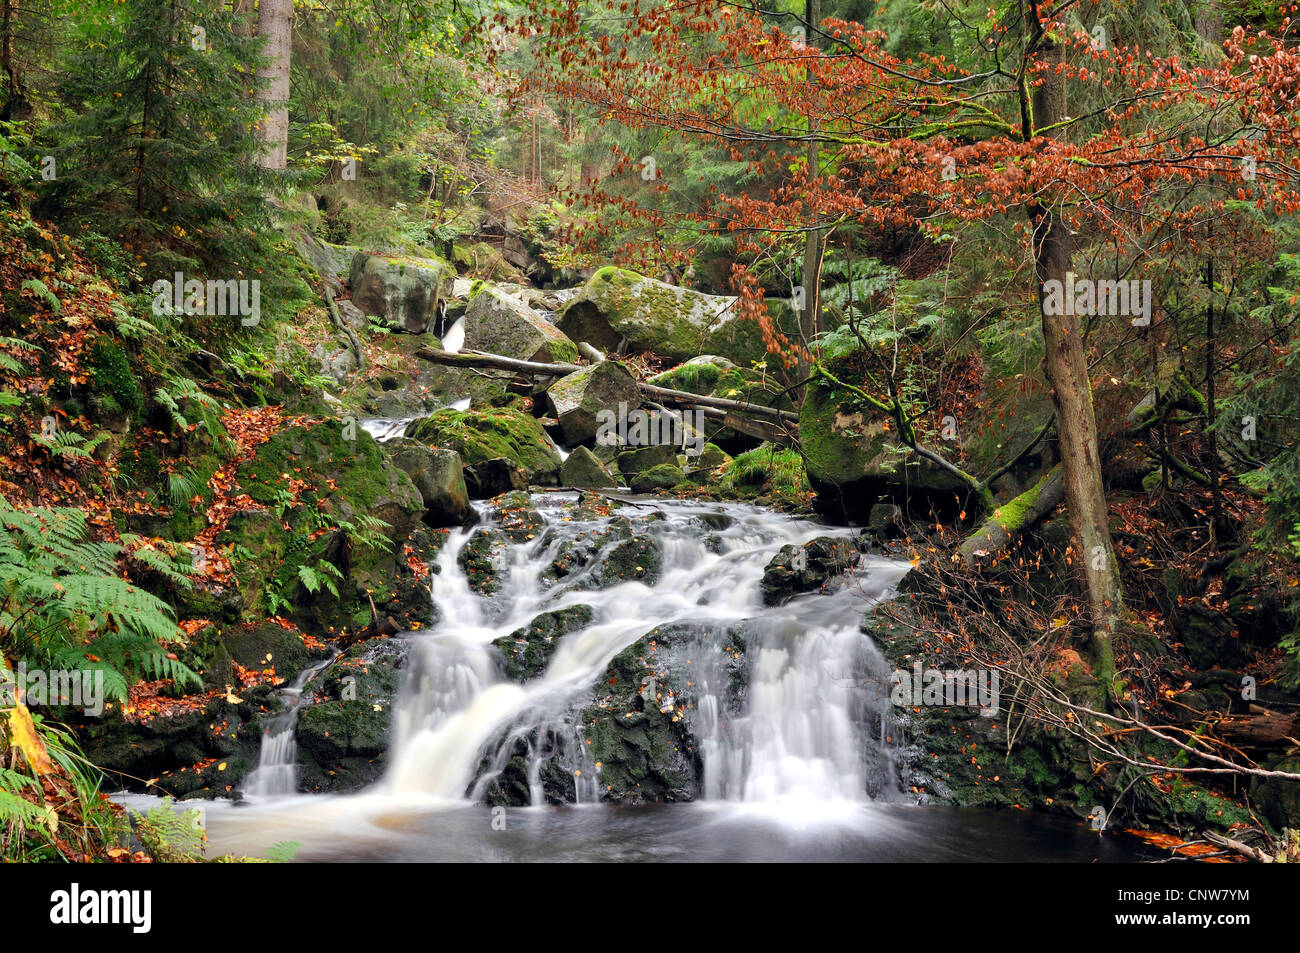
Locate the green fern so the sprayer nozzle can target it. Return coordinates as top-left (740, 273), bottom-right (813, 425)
top-left (265, 840), bottom-right (302, 863)
top-left (29, 427), bottom-right (111, 460)
top-left (154, 376), bottom-right (227, 443)
top-left (0, 499), bottom-right (200, 700)
top-left (131, 798), bottom-right (206, 862)
top-left (297, 559), bottom-right (342, 598)
top-left (19, 278), bottom-right (61, 313)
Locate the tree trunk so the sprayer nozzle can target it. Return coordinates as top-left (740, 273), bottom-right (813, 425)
top-left (798, 0), bottom-right (825, 393)
top-left (1206, 259), bottom-right (1221, 547)
top-left (254, 0), bottom-right (292, 170)
top-left (1027, 12), bottom-right (1123, 676)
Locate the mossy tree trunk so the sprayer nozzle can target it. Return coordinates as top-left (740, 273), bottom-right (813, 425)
top-left (1025, 7), bottom-right (1122, 679)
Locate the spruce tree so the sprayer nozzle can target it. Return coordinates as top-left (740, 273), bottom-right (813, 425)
top-left (46, 0), bottom-right (266, 271)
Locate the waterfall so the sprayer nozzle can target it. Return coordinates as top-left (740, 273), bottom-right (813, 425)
top-left (242, 655), bottom-right (335, 799)
top-left (377, 496), bottom-right (909, 806)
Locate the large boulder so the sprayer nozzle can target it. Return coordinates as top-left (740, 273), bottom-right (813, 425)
top-left (545, 361), bottom-right (641, 444)
top-left (406, 405), bottom-right (562, 486)
top-left (557, 267), bottom-right (766, 364)
top-left (348, 251), bottom-right (454, 333)
top-left (560, 446), bottom-right (617, 489)
top-left (800, 371), bottom-right (971, 521)
top-left (464, 286), bottom-right (579, 364)
top-left (387, 440), bottom-right (470, 527)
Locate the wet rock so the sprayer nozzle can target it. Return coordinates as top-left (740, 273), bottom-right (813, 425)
top-left (540, 516), bottom-right (633, 586)
top-left (580, 628), bottom-right (701, 803)
top-left (459, 528), bottom-right (508, 594)
top-left (388, 440), bottom-right (470, 527)
top-left (488, 489), bottom-right (545, 542)
top-left (480, 733), bottom-right (578, 806)
top-left (494, 605), bottom-right (595, 681)
top-left (759, 536), bottom-right (860, 606)
top-left (545, 361), bottom-right (641, 444)
top-left (560, 445), bottom-right (617, 489)
top-left (595, 534), bottom-right (664, 587)
top-left (295, 638), bottom-right (408, 794)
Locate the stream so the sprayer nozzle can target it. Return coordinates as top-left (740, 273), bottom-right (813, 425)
top-left (172, 495), bottom-right (1149, 862)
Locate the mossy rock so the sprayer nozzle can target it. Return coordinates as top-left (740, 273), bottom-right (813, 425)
top-left (87, 338), bottom-right (143, 422)
top-left (688, 443), bottom-right (732, 481)
top-left (629, 463), bottom-right (687, 494)
top-left (463, 285), bottom-right (579, 365)
top-left (617, 444), bottom-right (679, 478)
top-left (594, 534), bottom-right (664, 587)
top-left (557, 267), bottom-right (766, 364)
top-left (579, 627), bottom-right (701, 803)
top-left (295, 638), bottom-right (407, 794)
top-left (348, 251), bottom-right (454, 334)
top-left (494, 605), bottom-right (595, 681)
top-left (801, 368), bottom-right (971, 521)
top-left (458, 528), bottom-right (508, 594)
top-left (223, 420), bottom-right (424, 628)
top-left (407, 406), bottom-right (562, 486)
top-left (539, 516), bottom-right (634, 587)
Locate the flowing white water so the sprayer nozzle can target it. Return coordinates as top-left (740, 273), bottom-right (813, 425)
top-left (242, 655), bottom-right (336, 799)
top-left (377, 496), bottom-right (909, 807)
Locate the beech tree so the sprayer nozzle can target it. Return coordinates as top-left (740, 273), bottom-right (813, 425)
top-left (507, 0), bottom-right (1300, 677)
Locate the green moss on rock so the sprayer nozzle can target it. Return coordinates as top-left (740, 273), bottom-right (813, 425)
top-left (407, 406), bottom-right (561, 485)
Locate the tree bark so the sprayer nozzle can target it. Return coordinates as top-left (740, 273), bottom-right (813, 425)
top-left (254, 0), bottom-right (293, 170)
top-left (1026, 8), bottom-right (1123, 674)
top-left (798, 0), bottom-right (825, 393)
top-left (958, 466), bottom-right (1064, 567)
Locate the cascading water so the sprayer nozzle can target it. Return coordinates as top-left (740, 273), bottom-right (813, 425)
top-left (376, 495), bottom-right (909, 808)
top-left (242, 655), bottom-right (336, 799)
top-left (204, 493), bottom-right (1146, 861)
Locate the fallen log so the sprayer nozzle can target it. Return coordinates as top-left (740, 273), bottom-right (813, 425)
top-left (414, 346), bottom-right (579, 376)
top-left (1203, 831), bottom-right (1274, 863)
top-left (414, 347), bottom-right (800, 425)
top-left (958, 465), bottom-right (1065, 567)
top-left (638, 382), bottom-right (798, 423)
top-left (1216, 706), bottom-right (1300, 747)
